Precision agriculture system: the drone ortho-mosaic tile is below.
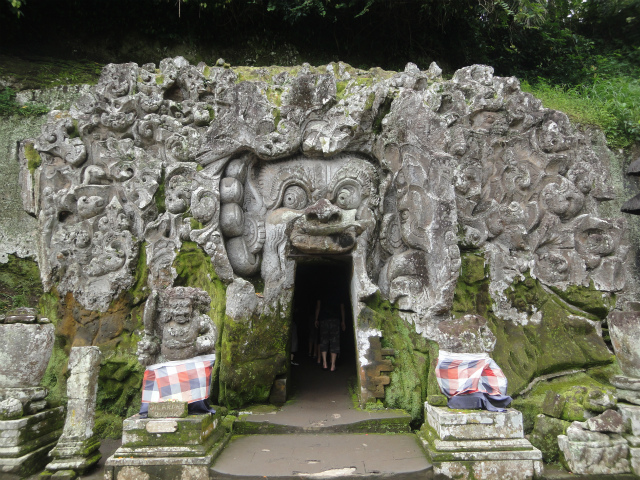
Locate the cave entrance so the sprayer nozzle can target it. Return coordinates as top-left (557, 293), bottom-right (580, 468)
top-left (290, 257), bottom-right (356, 400)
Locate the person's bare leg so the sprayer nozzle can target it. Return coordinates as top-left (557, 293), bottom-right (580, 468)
top-left (321, 351), bottom-right (328, 369)
top-left (330, 352), bottom-right (338, 371)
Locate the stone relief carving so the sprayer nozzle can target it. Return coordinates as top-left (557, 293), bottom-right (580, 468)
top-left (21, 58), bottom-right (628, 344)
top-left (137, 287), bottom-right (217, 367)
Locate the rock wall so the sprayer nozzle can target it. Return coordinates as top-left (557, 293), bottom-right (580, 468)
top-left (7, 58), bottom-right (638, 415)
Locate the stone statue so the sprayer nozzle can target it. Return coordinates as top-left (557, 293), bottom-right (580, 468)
top-left (137, 287), bottom-right (217, 366)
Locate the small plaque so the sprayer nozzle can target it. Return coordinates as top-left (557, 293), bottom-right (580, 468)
top-left (148, 401), bottom-right (188, 419)
top-left (146, 420), bottom-right (178, 433)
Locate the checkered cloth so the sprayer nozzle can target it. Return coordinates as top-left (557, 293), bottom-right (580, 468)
top-left (435, 351), bottom-right (508, 398)
top-left (141, 355), bottom-right (215, 404)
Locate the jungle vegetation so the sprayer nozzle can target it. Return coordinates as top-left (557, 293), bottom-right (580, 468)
top-left (1, 0), bottom-right (639, 148)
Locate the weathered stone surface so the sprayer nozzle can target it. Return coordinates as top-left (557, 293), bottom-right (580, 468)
top-left (586, 409), bottom-right (625, 433)
top-left (436, 314), bottom-right (496, 353)
top-left (46, 346), bottom-right (102, 475)
top-left (541, 390), bottom-right (565, 419)
top-left (609, 311), bottom-right (640, 378)
top-left (583, 386), bottom-right (617, 413)
top-left (137, 287), bottom-right (216, 366)
top-left (0, 406), bottom-right (64, 477)
top-left (0, 322), bottom-right (54, 389)
top-left (619, 403), bottom-right (640, 436)
top-left (422, 401), bottom-right (542, 479)
top-left (559, 422), bottom-right (630, 475)
top-left (426, 404), bottom-right (524, 441)
top-left (529, 414), bottom-right (570, 462)
top-left (20, 58), bottom-right (631, 409)
top-left (0, 399), bottom-right (22, 420)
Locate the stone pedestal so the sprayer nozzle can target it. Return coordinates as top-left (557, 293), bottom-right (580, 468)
top-left (104, 411), bottom-right (230, 480)
top-left (44, 346), bottom-right (102, 477)
top-left (0, 406), bottom-right (65, 478)
top-left (419, 404), bottom-right (542, 480)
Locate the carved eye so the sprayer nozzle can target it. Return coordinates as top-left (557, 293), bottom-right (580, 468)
top-left (282, 185), bottom-right (307, 210)
top-left (336, 185), bottom-right (360, 209)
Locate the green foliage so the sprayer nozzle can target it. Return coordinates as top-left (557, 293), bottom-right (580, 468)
top-left (522, 73), bottom-right (640, 149)
top-left (0, 87), bottom-right (49, 117)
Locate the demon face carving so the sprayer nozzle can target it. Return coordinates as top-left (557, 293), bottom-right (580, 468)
top-left (218, 153), bottom-right (379, 285)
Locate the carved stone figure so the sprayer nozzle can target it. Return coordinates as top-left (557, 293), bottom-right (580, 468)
top-left (137, 287), bottom-right (217, 366)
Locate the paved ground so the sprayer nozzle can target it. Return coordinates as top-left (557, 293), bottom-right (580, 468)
top-left (211, 433), bottom-right (431, 479)
top-left (239, 354), bottom-right (409, 431)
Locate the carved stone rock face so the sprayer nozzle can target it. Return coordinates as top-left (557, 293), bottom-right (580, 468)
top-left (20, 59), bottom-right (631, 403)
top-left (137, 287), bottom-right (217, 366)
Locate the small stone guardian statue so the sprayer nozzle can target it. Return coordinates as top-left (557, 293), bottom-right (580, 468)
top-left (137, 287), bottom-right (217, 366)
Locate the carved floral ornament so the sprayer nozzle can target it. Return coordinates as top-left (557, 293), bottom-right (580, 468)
top-left (20, 57), bottom-right (627, 337)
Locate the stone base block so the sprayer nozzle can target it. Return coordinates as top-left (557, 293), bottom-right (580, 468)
top-left (425, 403), bottom-right (524, 440)
top-left (558, 434), bottom-right (630, 475)
top-left (420, 434), bottom-right (542, 480)
top-left (118, 412), bottom-right (223, 458)
top-left (45, 435), bottom-right (101, 475)
top-left (105, 414), bottom-right (231, 480)
top-left (421, 403), bottom-right (542, 480)
top-left (0, 406), bottom-right (64, 450)
top-left (0, 407), bottom-right (64, 477)
top-left (0, 440), bottom-right (57, 477)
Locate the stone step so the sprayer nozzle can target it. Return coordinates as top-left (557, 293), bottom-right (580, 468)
top-left (234, 411), bottom-right (412, 435)
top-left (210, 433), bottom-right (433, 480)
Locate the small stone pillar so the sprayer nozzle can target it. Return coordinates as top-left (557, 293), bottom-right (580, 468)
top-left (43, 346), bottom-right (102, 478)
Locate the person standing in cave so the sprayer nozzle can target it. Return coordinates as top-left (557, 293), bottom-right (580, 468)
top-left (315, 287), bottom-right (346, 372)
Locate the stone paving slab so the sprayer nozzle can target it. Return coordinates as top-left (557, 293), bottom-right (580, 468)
top-left (210, 433), bottom-right (433, 479)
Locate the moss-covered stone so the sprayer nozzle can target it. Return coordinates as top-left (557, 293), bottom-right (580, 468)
top-left (530, 415), bottom-right (570, 462)
top-left (511, 396), bottom-right (545, 434)
top-left (23, 141), bottom-right (41, 173)
top-left (363, 293), bottom-right (435, 423)
top-left (549, 281), bottom-right (615, 319)
top-left (452, 251), bottom-right (614, 396)
top-left (0, 254), bottom-right (43, 315)
top-left (217, 299), bottom-right (290, 408)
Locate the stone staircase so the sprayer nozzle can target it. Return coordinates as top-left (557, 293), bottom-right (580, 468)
top-left (208, 361), bottom-right (433, 479)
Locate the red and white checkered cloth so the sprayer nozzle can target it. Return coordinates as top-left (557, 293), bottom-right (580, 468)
top-left (435, 351), bottom-right (508, 398)
top-left (141, 355), bottom-right (215, 404)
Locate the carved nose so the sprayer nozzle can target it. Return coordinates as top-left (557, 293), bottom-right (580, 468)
top-left (304, 198), bottom-right (342, 223)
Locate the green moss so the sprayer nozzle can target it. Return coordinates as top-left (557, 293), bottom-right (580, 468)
top-left (272, 107), bottom-right (281, 128)
top-left (336, 80), bottom-right (349, 100)
top-left (154, 167), bottom-right (166, 214)
top-left (24, 142), bottom-right (41, 173)
top-left (451, 251), bottom-right (614, 396)
top-left (155, 75), bottom-right (165, 85)
top-left (364, 92), bottom-right (375, 111)
top-left (511, 396), bottom-right (546, 433)
top-left (128, 242), bottom-right (149, 306)
top-left (549, 281), bottom-right (615, 319)
top-left (363, 293), bottom-right (433, 423)
top-left (0, 255), bottom-right (44, 314)
top-left (218, 299), bottom-right (291, 408)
